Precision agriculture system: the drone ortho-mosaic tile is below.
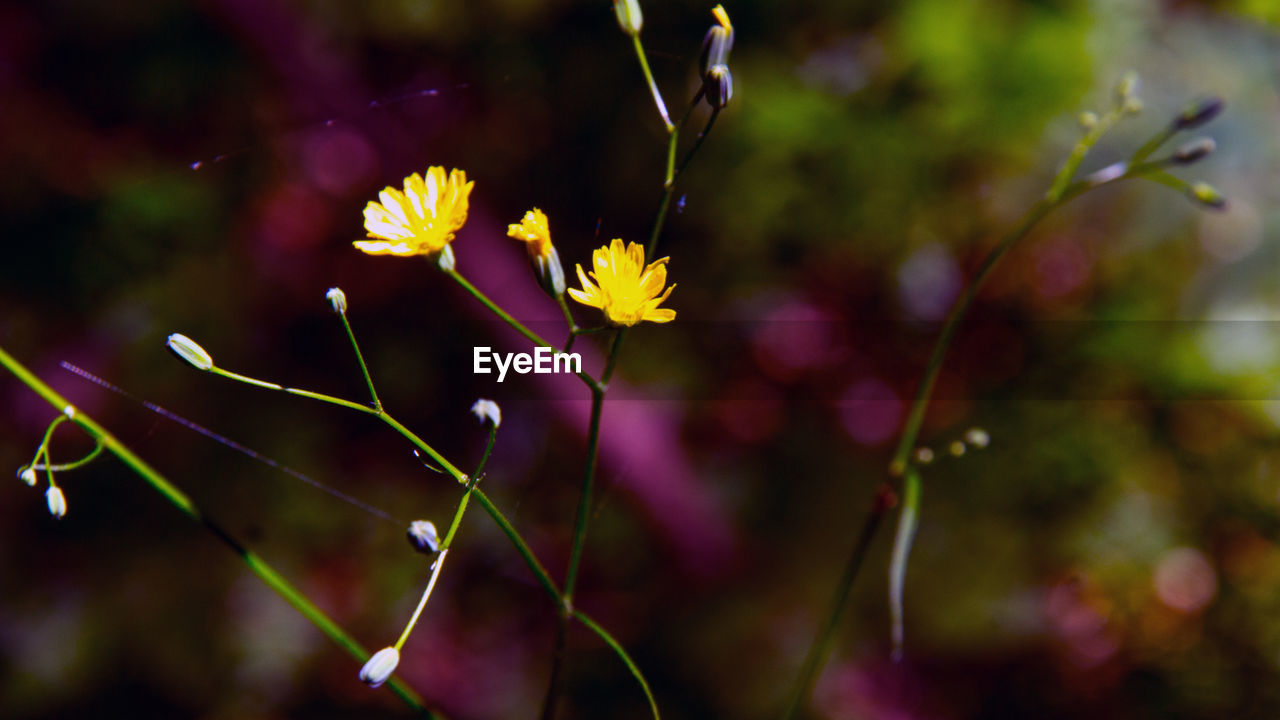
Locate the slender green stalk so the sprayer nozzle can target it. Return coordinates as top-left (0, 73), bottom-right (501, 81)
top-left (0, 344), bottom-right (435, 716)
top-left (395, 550), bottom-right (449, 651)
top-left (573, 609), bottom-right (661, 720)
top-left (472, 488), bottom-right (563, 604)
top-left (31, 438), bottom-right (106, 472)
top-left (631, 35), bottom-right (673, 131)
top-left (210, 367), bottom-right (378, 415)
top-left (564, 387), bottom-right (605, 602)
top-left (558, 294), bottom-right (580, 352)
top-left (340, 311), bottom-right (383, 411)
top-left (26, 415), bottom-right (68, 469)
top-left (674, 108), bottom-right (720, 184)
top-left (1046, 106), bottom-right (1122, 201)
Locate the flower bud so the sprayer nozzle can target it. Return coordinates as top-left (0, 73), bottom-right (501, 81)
top-left (1123, 97), bottom-right (1143, 116)
top-left (614, 0), bottom-right (643, 37)
top-left (471, 398), bottom-right (502, 428)
top-left (913, 447), bottom-right (934, 465)
top-left (949, 441), bottom-right (966, 457)
top-left (358, 647), bottom-right (400, 688)
top-left (1173, 97), bottom-right (1224, 130)
top-left (533, 246), bottom-right (567, 298)
top-left (407, 520), bottom-right (440, 554)
top-left (964, 428), bottom-right (990, 449)
top-left (325, 287), bottom-right (348, 314)
top-left (166, 333), bottom-right (213, 371)
top-left (1171, 137), bottom-right (1216, 165)
top-left (705, 64), bottom-right (733, 109)
top-left (19, 467), bottom-right (37, 486)
top-left (1188, 182), bottom-right (1227, 210)
top-left (436, 244), bottom-right (456, 272)
top-left (46, 486), bottom-right (66, 518)
top-left (1078, 111), bottom-right (1098, 130)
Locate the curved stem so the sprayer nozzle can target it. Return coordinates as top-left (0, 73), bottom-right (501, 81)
top-left (631, 35), bottom-right (672, 131)
top-left (573, 609), bottom-right (661, 720)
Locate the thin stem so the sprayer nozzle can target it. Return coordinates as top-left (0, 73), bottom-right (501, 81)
top-left (439, 426), bottom-right (496, 551)
top-left (472, 487), bottom-right (563, 604)
top-left (31, 438), bottom-right (105, 472)
top-left (209, 367), bottom-right (378, 415)
top-left (340, 311), bottom-right (382, 412)
top-left (395, 549), bottom-right (449, 651)
top-left (573, 609), bottom-right (661, 720)
top-left (631, 35), bottom-right (673, 131)
top-left (1130, 124), bottom-right (1178, 164)
top-left (564, 387), bottom-right (605, 602)
top-left (673, 108), bottom-right (720, 184)
top-left (27, 415), bottom-right (68, 470)
top-left (0, 344), bottom-right (435, 716)
top-left (601, 330), bottom-right (626, 386)
top-left (558, 294), bottom-right (580, 352)
top-left (1047, 106), bottom-right (1123, 202)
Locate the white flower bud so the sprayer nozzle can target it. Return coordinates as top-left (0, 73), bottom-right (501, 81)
top-left (913, 447), bottom-right (934, 465)
top-left (166, 333), bottom-right (214, 371)
top-left (1078, 111), bottom-right (1098, 130)
top-left (965, 428), bottom-right (990, 449)
top-left (407, 520), bottom-right (440, 554)
top-left (358, 646), bottom-right (400, 688)
top-left (19, 467), bottom-right (37, 486)
top-left (325, 287), bottom-right (348, 314)
top-left (613, 0), bottom-right (643, 37)
top-left (471, 399), bottom-right (502, 428)
top-left (46, 486), bottom-right (66, 518)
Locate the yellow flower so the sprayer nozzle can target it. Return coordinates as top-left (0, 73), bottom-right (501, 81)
top-left (507, 208), bottom-right (553, 259)
top-left (354, 167), bottom-right (474, 257)
top-left (568, 239), bottom-right (675, 326)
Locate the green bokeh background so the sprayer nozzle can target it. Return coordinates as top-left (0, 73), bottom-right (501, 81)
top-left (2, 0), bottom-right (1279, 718)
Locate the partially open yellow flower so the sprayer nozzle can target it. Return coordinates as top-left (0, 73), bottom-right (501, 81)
top-left (568, 239), bottom-right (675, 326)
top-left (507, 208), bottom-right (553, 259)
top-left (354, 167), bottom-right (473, 257)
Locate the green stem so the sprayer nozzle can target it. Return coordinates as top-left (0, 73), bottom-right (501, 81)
top-left (673, 108), bottom-right (720, 184)
top-left (340, 311), bottom-right (383, 412)
top-left (632, 35), bottom-right (673, 131)
top-left (210, 367), bottom-right (378, 415)
top-left (0, 344), bottom-right (435, 716)
top-left (573, 609), bottom-right (661, 720)
top-left (473, 487), bottom-right (563, 604)
top-left (1046, 106), bottom-right (1122, 202)
top-left (564, 387), bottom-right (605, 602)
top-left (31, 438), bottom-right (106, 472)
top-left (395, 549), bottom-right (449, 652)
top-left (558, 294), bottom-right (580, 352)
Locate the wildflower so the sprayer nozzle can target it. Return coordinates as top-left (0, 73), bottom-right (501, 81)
top-left (19, 467), bottom-right (37, 487)
top-left (507, 208), bottom-right (566, 297)
top-left (354, 167), bottom-right (474, 258)
top-left (568, 239), bottom-right (675, 327)
top-left (325, 287), bottom-right (348, 314)
top-left (358, 647), bottom-right (400, 688)
top-left (407, 520), bottom-right (440, 554)
top-left (167, 333), bottom-right (214, 371)
top-left (701, 5), bottom-right (734, 75)
top-left (46, 486), bottom-right (66, 518)
top-left (470, 399), bottom-right (502, 428)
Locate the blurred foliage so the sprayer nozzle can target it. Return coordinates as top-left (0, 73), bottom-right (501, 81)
top-left (2, 0), bottom-right (1279, 718)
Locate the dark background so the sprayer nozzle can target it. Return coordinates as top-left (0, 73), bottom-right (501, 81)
top-left (2, 0), bottom-right (1279, 718)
